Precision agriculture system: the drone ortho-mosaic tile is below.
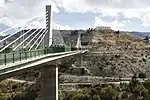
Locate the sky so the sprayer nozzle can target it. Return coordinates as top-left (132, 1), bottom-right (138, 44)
top-left (1, 0), bottom-right (150, 32)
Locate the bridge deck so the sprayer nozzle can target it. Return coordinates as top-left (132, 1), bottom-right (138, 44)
top-left (0, 47), bottom-right (72, 65)
top-left (0, 50), bottom-right (88, 80)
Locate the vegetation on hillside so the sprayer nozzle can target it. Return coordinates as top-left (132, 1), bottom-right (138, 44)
top-left (87, 29), bottom-right (150, 77)
top-left (60, 79), bottom-right (150, 100)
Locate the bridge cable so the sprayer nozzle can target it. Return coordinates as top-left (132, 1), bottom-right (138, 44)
top-left (34, 16), bottom-right (49, 49)
top-left (35, 30), bottom-right (48, 49)
top-left (0, 27), bottom-right (36, 52)
top-left (0, 14), bottom-right (46, 43)
top-left (29, 28), bottom-right (48, 50)
top-left (23, 28), bottom-right (47, 49)
top-left (12, 28), bottom-right (40, 51)
top-left (0, 28), bottom-right (25, 43)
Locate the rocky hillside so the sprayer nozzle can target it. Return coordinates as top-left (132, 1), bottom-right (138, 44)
top-left (84, 30), bottom-right (150, 78)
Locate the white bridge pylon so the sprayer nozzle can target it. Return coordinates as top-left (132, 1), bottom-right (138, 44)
top-left (76, 33), bottom-right (82, 49)
top-left (46, 5), bottom-right (53, 47)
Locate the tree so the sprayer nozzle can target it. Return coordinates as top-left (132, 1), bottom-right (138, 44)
top-left (121, 92), bottom-right (129, 99)
top-left (100, 87), bottom-right (118, 100)
top-left (0, 90), bottom-right (7, 100)
top-left (115, 30), bottom-right (120, 35)
top-left (65, 88), bottom-right (101, 100)
top-left (138, 72), bottom-right (146, 79)
top-left (143, 80), bottom-right (150, 89)
top-left (12, 90), bottom-right (37, 100)
top-left (133, 84), bottom-right (148, 96)
top-left (92, 95), bottom-right (101, 100)
top-left (65, 91), bottom-right (90, 100)
top-left (71, 30), bottom-right (79, 36)
top-left (129, 78), bottom-right (139, 92)
top-left (144, 36), bottom-right (149, 43)
top-left (87, 28), bottom-right (94, 33)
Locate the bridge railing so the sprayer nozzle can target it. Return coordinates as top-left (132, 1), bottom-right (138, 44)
top-left (0, 46), bottom-right (77, 65)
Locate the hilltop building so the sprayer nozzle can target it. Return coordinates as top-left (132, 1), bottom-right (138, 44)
top-left (95, 26), bottom-right (111, 31)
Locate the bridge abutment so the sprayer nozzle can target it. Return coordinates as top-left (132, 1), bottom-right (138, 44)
top-left (40, 65), bottom-right (58, 100)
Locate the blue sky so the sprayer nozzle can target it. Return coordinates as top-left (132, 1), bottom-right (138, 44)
top-left (53, 11), bottom-right (97, 29)
top-left (1, 0), bottom-right (150, 32)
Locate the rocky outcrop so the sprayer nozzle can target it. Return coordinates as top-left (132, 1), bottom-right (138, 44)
top-left (86, 31), bottom-right (150, 78)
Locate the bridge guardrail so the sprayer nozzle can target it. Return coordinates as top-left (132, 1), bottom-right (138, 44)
top-left (0, 46), bottom-right (77, 65)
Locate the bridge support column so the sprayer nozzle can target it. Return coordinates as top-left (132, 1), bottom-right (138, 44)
top-left (40, 65), bottom-right (58, 100)
top-left (78, 53), bottom-right (83, 67)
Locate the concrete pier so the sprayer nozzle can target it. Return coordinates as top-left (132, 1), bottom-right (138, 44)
top-left (40, 66), bottom-right (58, 100)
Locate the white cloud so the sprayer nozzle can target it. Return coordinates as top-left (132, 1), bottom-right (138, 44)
top-left (122, 20), bottom-right (132, 24)
top-left (123, 10), bottom-right (142, 19)
top-left (140, 12), bottom-right (150, 26)
top-left (53, 23), bottom-right (72, 30)
top-left (54, 0), bottom-right (150, 28)
top-left (0, 1), bottom-right (4, 7)
top-left (94, 16), bottom-right (125, 31)
top-left (0, 17), bottom-right (13, 26)
top-left (1, 0), bottom-right (150, 30)
top-left (0, 0), bottom-right (59, 27)
top-left (20, 17), bottom-right (72, 30)
top-left (55, 0), bottom-right (150, 13)
top-left (100, 9), bottom-right (119, 17)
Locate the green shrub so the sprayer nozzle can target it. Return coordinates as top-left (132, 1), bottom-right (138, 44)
top-left (100, 87), bottom-right (118, 100)
top-left (65, 91), bottom-right (91, 100)
top-left (121, 92), bottom-right (128, 99)
top-left (92, 95), bottom-right (101, 100)
top-left (0, 90), bottom-right (7, 100)
top-left (105, 87), bottom-right (118, 98)
top-left (143, 80), bottom-right (150, 89)
top-left (138, 72), bottom-right (146, 78)
top-left (65, 88), bottom-right (101, 100)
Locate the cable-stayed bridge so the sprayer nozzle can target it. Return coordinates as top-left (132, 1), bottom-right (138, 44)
top-left (0, 5), bottom-right (87, 100)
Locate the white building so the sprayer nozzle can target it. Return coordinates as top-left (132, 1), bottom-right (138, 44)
top-left (95, 26), bottom-right (111, 30)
